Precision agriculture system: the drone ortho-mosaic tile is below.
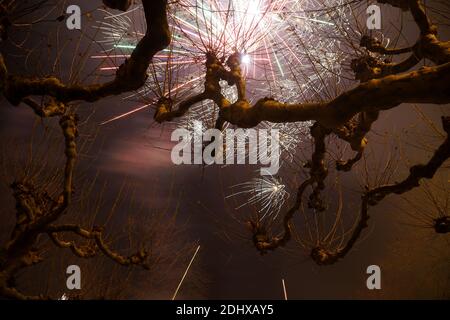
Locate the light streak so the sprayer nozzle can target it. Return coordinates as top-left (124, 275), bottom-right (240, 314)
top-left (172, 245), bottom-right (201, 300)
top-left (282, 279), bottom-right (288, 300)
top-left (100, 75), bottom-right (205, 125)
top-left (100, 103), bottom-right (153, 125)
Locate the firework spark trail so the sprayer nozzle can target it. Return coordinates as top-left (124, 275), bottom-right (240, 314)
top-left (282, 279), bottom-right (288, 300)
top-left (100, 75), bottom-right (205, 125)
top-left (172, 245), bottom-right (201, 300)
top-left (261, 121), bottom-right (312, 163)
top-left (226, 173), bottom-right (290, 221)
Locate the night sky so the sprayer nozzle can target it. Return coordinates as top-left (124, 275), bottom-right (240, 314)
top-left (0, 0), bottom-right (449, 299)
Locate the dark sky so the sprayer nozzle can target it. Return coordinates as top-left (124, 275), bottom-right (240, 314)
top-left (0, 0), bottom-right (449, 299)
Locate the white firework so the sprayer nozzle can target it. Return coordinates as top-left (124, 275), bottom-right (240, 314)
top-left (261, 121), bottom-right (313, 163)
top-left (93, 7), bottom-right (145, 52)
top-left (226, 173), bottom-right (290, 220)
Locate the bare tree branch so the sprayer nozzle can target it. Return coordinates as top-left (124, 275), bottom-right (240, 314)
top-left (0, 0), bottom-right (171, 105)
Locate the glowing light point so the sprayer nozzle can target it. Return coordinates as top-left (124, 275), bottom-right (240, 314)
top-left (241, 54), bottom-right (251, 65)
top-left (248, 1), bottom-right (260, 17)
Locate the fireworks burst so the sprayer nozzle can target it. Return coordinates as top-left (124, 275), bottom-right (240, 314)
top-left (261, 121), bottom-right (312, 163)
top-left (93, 1), bottom-right (350, 216)
top-left (226, 173), bottom-right (290, 221)
top-left (94, 0), bottom-right (351, 124)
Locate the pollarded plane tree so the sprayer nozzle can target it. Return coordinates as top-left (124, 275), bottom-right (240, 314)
top-left (94, 0), bottom-right (375, 246)
top-left (151, 0), bottom-right (450, 263)
top-left (0, 0), bottom-right (449, 299)
top-left (94, 0), bottom-right (448, 241)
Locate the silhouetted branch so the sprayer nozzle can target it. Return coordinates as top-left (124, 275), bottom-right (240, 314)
top-left (47, 224), bottom-right (151, 269)
top-left (0, 0), bottom-right (171, 105)
top-left (311, 116), bottom-right (450, 265)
